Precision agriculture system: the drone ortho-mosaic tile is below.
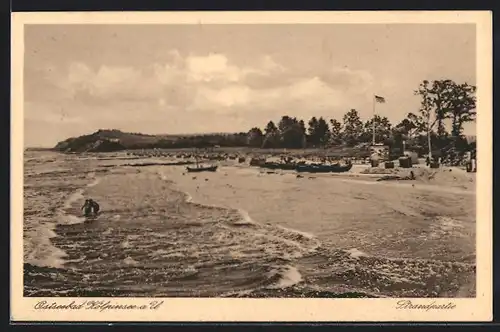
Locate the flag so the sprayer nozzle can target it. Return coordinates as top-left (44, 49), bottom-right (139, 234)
top-left (375, 95), bottom-right (386, 103)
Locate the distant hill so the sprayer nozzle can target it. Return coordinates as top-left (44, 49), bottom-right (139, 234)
top-left (53, 129), bottom-right (248, 153)
top-left (25, 147), bottom-right (55, 152)
top-left (54, 129), bottom-right (167, 153)
top-left (53, 129), bottom-right (478, 154)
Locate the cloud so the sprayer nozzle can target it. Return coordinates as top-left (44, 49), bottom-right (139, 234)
top-left (25, 51), bottom-right (376, 143)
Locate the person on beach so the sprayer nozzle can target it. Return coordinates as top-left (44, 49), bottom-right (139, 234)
top-left (81, 199), bottom-right (100, 217)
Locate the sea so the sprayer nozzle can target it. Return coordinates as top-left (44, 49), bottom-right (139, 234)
top-left (22, 150), bottom-right (476, 298)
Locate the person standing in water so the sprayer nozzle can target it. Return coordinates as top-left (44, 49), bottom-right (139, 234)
top-left (81, 198), bottom-right (100, 217)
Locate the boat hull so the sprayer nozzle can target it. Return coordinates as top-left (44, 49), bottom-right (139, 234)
top-left (259, 162), bottom-right (297, 171)
top-left (186, 166), bottom-right (218, 172)
top-left (296, 163), bottom-right (353, 173)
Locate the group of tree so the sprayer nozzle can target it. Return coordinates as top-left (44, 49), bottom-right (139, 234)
top-left (408, 79), bottom-right (476, 157)
top-left (246, 111), bottom-right (396, 150)
top-left (246, 79), bottom-right (477, 156)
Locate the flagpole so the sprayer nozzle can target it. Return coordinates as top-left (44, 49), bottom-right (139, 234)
top-left (372, 95), bottom-right (376, 145)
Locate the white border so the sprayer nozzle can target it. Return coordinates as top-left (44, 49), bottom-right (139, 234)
top-left (11, 11), bottom-right (493, 322)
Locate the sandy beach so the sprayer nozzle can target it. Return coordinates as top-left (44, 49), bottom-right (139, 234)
top-left (23, 150), bottom-right (476, 298)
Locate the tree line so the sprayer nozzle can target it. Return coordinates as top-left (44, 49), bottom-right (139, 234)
top-left (246, 79), bottom-right (476, 156)
top-left (246, 111), bottom-right (393, 149)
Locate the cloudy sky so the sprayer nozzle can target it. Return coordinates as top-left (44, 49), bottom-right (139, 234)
top-left (24, 24), bottom-right (476, 147)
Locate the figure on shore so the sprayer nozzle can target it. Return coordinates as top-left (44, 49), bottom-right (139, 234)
top-left (82, 198), bottom-right (100, 218)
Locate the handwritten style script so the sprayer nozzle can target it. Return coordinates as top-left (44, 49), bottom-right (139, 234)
top-left (34, 300), bottom-right (164, 312)
top-left (396, 300), bottom-right (456, 311)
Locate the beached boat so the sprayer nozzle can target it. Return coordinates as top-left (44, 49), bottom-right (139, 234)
top-left (186, 165), bottom-right (218, 172)
top-left (260, 162), bottom-right (297, 171)
top-left (296, 162), bottom-right (353, 173)
top-left (186, 148), bottom-right (218, 172)
top-left (249, 158), bottom-right (266, 166)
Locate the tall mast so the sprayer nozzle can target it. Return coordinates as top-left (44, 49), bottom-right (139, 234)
top-left (372, 95), bottom-right (376, 145)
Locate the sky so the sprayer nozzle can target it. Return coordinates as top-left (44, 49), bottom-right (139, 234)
top-left (24, 24), bottom-right (476, 147)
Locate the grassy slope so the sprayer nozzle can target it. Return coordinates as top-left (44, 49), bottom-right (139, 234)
top-left (54, 129), bottom-right (372, 157)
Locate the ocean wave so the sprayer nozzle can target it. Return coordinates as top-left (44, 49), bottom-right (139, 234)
top-left (267, 265), bottom-right (303, 289)
top-left (346, 248), bottom-right (368, 258)
top-left (24, 225), bottom-right (68, 269)
top-left (58, 176), bottom-right (102, 225)
top-left (26, 173), bottom-right (103, 269)
top-left (62, 189), bottom-right (84, 210)
top-left (123, 256), bottom-right (138, 265)
top-left (233, 208), bottom-right (257, 226)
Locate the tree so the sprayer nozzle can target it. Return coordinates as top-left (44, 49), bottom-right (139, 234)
top-left (448, 83), bottom-right (476, 137)
top-left (391, 118), bottom-right (418, 153)
top-left (362, 115), bottom-right (392, 143)
top-left (278, 116), bottom-right (296, 133)
top-left (406, 112), bottom-right (427, 135)
top-left (261, 120), bottom-right (280, 148)
top-left (414, 80), bottom-right (438, 158)
top-left (247, 127), bottom-right (264, 147)
top-left (342, 109), bottom-right (364, 146)
top-left (261, 132), bottom-right (280, 148)
top-left (414, 79), bottom-right (477, 157)
top-left (277, 115), bottom-right (306, 148)
top-left (298, 120), bottom-right (307, 135)
top-left (317, 117), bottom-right (331, 146)
top-left (428, 80), bottom-right (453, 137)
top-left (329, 119), bottom-right (342, 145)
top-left (394, 118), bottom-right (417, 138)
top-left (281, 125), bottom-right (306, 148)
top-left (264, 121), bottom-right (278, 135)
top-left (307, 116), bottom-right (330, 147)
top-left (307, 117), bottom-right (318, 137)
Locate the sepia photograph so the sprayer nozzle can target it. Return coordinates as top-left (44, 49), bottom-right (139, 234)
top-left (11, 11), bottom-right (492, 322)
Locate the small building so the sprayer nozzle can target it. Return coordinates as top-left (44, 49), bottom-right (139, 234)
top-left (403, 151), bottom-right (419, 164)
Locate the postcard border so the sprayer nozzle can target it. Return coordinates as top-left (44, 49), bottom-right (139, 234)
top-left (11, 11), bottom-right (493, 322)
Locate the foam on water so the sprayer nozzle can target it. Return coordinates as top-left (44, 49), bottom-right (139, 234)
top-left (102, 228), bottom-right (113, 235)
top-left (26, 170), bottom-right (103, 270)
top-left (428, 216), bottom-right (468, 240)
top-left (58, 176), bottom-right (102, 225)
top-left (123, 257), bottom-right (138, 265)
top-left (276, 224), bottom-right (316, 240)
top-left (87, 177), bottom-right (101, 188)
top-left (120, 241), bottom-right (131, 249)
top-left (233, 208), bottom-right (257, 226)
top-left (346, 248), bottom-right (368, 258)
top-left (62, 189), bottom-right (85, 210)
top-left (150, 249), bottom-right (185, 259)
top-left (267, 265), bottom-right (303, 289)
top-left (25, 225), bottom-right (68, 268)
top-left (66, 215), bottom-right (87, 225)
